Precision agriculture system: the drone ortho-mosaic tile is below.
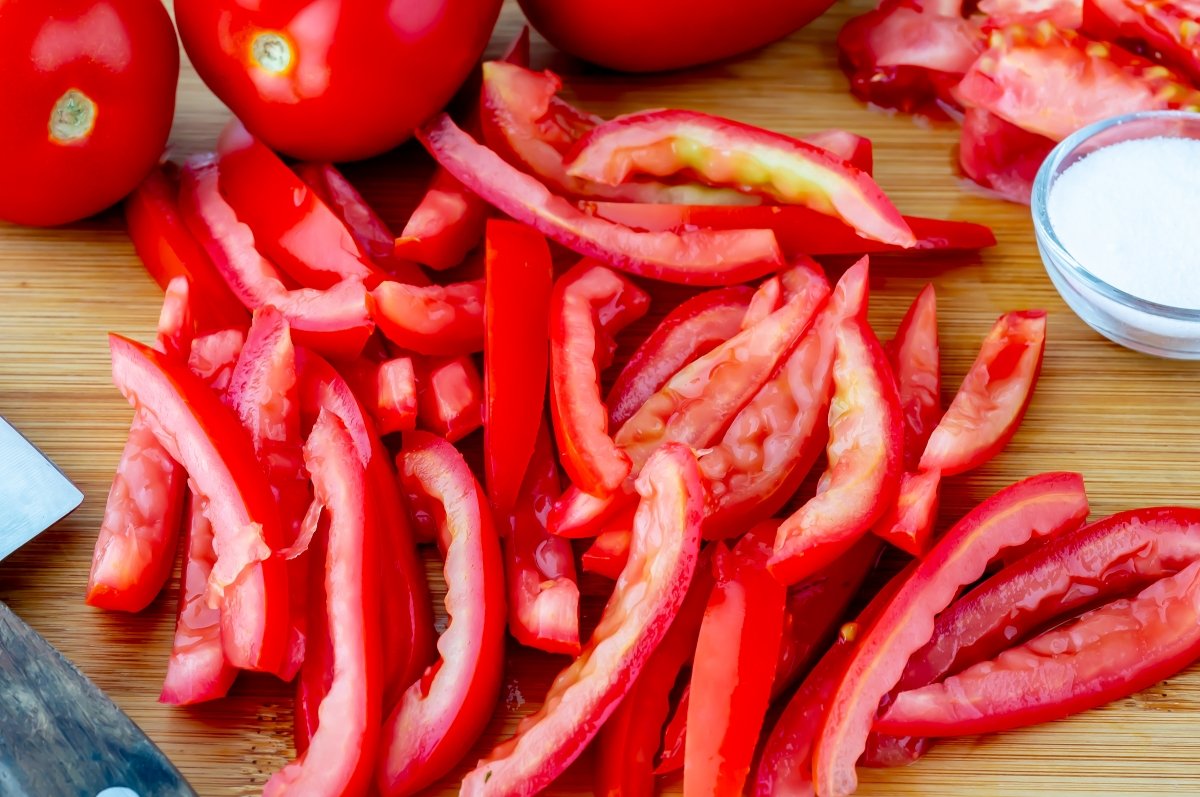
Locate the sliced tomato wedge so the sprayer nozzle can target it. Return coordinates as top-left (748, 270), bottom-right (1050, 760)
top-left (179, 156), bottom-right (374, 359)
top-left (565, 109), bottom-right (914, 247)
top-left (459, 444), bottom-right (704, 796)
top-left (87, 280), bottom-right (195, 613)
top-left (265, 410), bottom-right (381, 797)
top-left (415, 355), bottom-right (484, 444)
top-left (503, 424), bottom-right (580, 656)
top-left (109, 334), bottom-right (289, 675)
top-left (615, 262), bottom-right (828, 476)
top-left (217, 122), bottom-right (383, 290)
top-left (684, 528), bottom-right (787, 797)
top-left (395, 168), bottom-right (489, 272)
top-left (594, 549), bottom-right (715, 797)
top-left (228, 307), bottom-right (312, 679)
top-left (160, 329), bottom-right (245, 706)
top-left (890, 284), bottom-right (941, 471)
top-left (811, 472), bottom-right (1089, 797)
top-left (1083, 0), bottom-right (1200, 83)
top-left (585, 202), bottom-right (996, 257)
top-left (377, 432), bottom-right (506, 796)
top-left (372, 279), bottom-right (484, 356)
top-left (417, 114), bottom-right (785, 286)
top-left (920, 310), bottom-right (1046, 476)
top-left (954, 25), bottom-right (1200, 142)
top-left (293, 162), bottom-right (430, 285)
top-left (393, 28), bottom-right (532, 271)
top-left (838, 0), bottom-right (984, 114)
top-left (880, 559), bottom-right (1200, 737)
top-left (484, 220), bottom-right (554, 518)
top-left (550, 261), bottom-right (650, 496)
top-left (581, 524), bottom-right (634, 580)
top-left (125, 164), bottom-right (248, 333)
top-left (698, 260), bottom-right (866, 540)
top-left (980, 0), bottom-right (1084, 27)
top-left (296, 350), bottom-right (435, 710)
top-left (479, 61), bottom-right (751, 205)
top-left (607, 286), bottom-right (752, 429)
top-left (341, 356), bottom-right (419, 436)
top-left (769, 265), bottom-right (903, 586)
top-left (804, 129), bottom-right (876, 174)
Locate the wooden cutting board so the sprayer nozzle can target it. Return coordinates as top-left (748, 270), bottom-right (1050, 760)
top-left (3, 1), bottom-right (1200, 795)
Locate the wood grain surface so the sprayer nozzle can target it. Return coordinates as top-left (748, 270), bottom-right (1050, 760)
top-left (2, 1), bottom-right (1200, 795)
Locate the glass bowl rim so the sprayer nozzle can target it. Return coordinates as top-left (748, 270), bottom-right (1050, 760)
top-left (1031, 109), bottom-right (1200, 323)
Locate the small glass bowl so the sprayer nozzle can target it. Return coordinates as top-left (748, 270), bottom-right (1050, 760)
top-left (1032, 110), bottom-right (1200, 359)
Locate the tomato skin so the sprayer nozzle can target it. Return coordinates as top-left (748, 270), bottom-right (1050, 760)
top-left (516, 0), bottom-right (837, 72)
top-left (0, 0), bottom-right (178, 226)
top-left (174, 0), bottom-right (501, 161)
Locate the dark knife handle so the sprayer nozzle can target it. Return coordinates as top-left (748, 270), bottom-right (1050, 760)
top-left (0, 602), bottom-right (197, 797)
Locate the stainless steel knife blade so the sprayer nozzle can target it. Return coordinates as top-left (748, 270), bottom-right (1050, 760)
top-left (0, 414), bottom-right (83, 561)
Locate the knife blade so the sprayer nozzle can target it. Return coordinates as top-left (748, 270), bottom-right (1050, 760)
top-left (0, 414), bottom-right (197, 797)
top-left (0, 414), bottom-right (83, 559)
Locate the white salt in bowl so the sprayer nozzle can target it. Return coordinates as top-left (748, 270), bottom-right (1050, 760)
top-left (1032, 110), bottom-right (1200, 359)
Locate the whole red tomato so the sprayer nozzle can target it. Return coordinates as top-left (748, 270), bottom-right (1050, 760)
top-left (517, 0), bottom-right (836, 72)
top-left (175, 0), bottom-right (503, 162)
top-left (0, 0), bottom-right (179, 227)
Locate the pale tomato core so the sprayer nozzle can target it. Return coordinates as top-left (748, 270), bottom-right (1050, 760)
top-left (49, 88), bottom-right (97, 144)
top-left (251, 31), bottom-right (294, 75)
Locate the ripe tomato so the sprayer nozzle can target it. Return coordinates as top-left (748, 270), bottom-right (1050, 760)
top-left (175, 0), bottom-right (502, 162)
top-left (516, 0), bottom-right (836, 72)
top-left (0, 0), bottom-right (179, 227)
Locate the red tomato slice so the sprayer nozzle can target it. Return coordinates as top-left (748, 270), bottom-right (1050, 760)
top-left (459, 444), bottom-right (704, 796)
top-left (838, 0), bottom-right (984, 114)
top-left (377, 432), bottom-right (506, 796)
top-left (920, 310), bottom-right (1046, 476)
top-left (684, 529), bottom-right (787, 797)
top-left (395, 30), bottom-right (532, 271)
top-left (373, 279), bottom-right (484, 356)
top-left (265, 410), bottom-right (381, 797)
top-left (880, 559), bottom-right (1200, 736)
top-left (109, 334), bottom-right (289, 675)
top-left (87, 280), bottom-right (192, 612)
top-left (228, 307), bottom-right (312, 680)
top-left (395, 168), bottom-right (490, 271)
top-left (872, 468), bottom-right (943, 555)
top-left (812, 472), bottom-right (1089, 797)
top-left (1083, 0), bottom-right (1200, 83)
top-left (292, 162), bottom-right (430, 285)
top-left (217, 122), bottom-right (382, 290)
top-left (889, 284), bottom-right (941, 471)
top-left (565, 109), bottom-right (915, 246)
top-left (503, 424), bottom-right (580, 656)
top-left (769, 267), bottom-right (904, 586)
top-left (955, 24), bottom-right (1200, 142)
top-left (160, 329), bottom-right (245, 707)
top-left (179, 156), bottom-right (374, 359)
top-left (980, 0), bottom-right (1084, 27)
top-left (586, 201), bottom-right (997, 257)
top-left (595, 550), bottom-right (715, 797)
top-left (581, 525), bottom-right (634, 580)
top-left (417, 114), bottom-right (785, 286)
top-left (959, 105), bottom-right (1056, 204)
top-left (415, 355), bottom-right (484, 444)
top-left (480, 61), bottom-right (751, 205)
top-left (550, 261), bottom-right (650, 496)
top-left (606, 286), bottom-right (753, 428)
top-left (295, 350), bottom-right (435, 712)
top-left (484, 220), bottom-right (554, 518)
top-left (698, 260), bottom-right (866, 540)
top-left (616, 262), bottom-right (829, 476)
top-left (160, 493), bottom-right (239, 706)
top-left (340, 357), bottom-right (418, 436)
top-left (125, 164), bottom-right (249, 333)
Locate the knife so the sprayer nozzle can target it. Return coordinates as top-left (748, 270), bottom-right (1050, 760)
top-left (0, 415), bottom-right (198, 797)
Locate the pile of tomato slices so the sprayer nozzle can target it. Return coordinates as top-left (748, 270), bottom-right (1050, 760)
top-left (839, 0), bottom-right (1200, 201)
top-left (84, 33), bottom-right (1200, 797)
